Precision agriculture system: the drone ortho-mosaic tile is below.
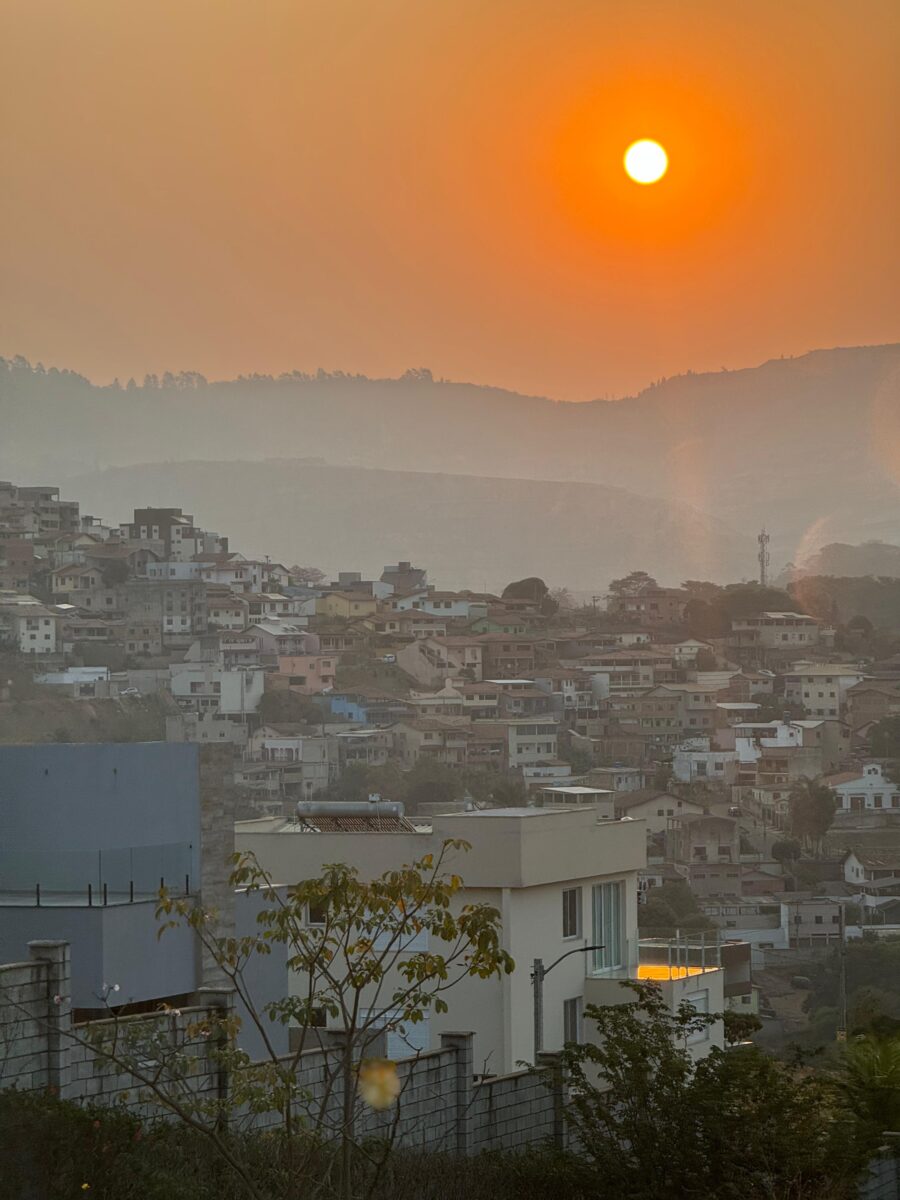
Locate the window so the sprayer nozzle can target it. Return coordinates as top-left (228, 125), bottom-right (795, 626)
top-left (592, 881), bottom-right (624, 971)
top-left (562, 887), bottom-right (582, 938)
top-left (307, 902), bottom-right (328, 926)
top-left (563, 996), bottom-right (583, 1045)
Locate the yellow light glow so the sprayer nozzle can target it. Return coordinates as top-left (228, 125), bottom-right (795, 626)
top-left (624, 139), bottom-right (668, 185)
top-left (637, 964), bottom-right (710, 981)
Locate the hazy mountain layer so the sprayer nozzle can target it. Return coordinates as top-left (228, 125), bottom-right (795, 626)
top-left (3, 344), bottom-right (899, 566)
top-left (65, 459), bottom-right (756, 593)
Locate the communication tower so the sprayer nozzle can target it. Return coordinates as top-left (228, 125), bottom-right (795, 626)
top-left (758, 528), bottom-right (770, 587)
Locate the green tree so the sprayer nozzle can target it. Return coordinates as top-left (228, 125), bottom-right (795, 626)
top-left (771, 837), bottom-right (803, 866)
top-left (638, 882), bottom-right (715, 936)
top-left (608, 570), bottom-right (657, 597)
top-left (75, 844), bottom-right (513, 1200)
top-left (257, 689), bottom-right (324, 726)
top-left (561, 982), bottom-right (869, 1200)
top-left (722, 1009), bottom-right (763, 1045)
top-left (870, 716), bottom-right (900, 759)
top-left (836, 1035), bottom-right (900, 1142)
top-left (789, 779), bottom-right (836, 853)
top-left (501, 576), bottom-right (557, 615)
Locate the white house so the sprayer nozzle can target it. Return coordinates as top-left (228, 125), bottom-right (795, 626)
top-left (824, 763), bottom-right (900, 814)
top-left (169, 662), bottom-right (265, 715)
top-left (0, 597), bottom-right (59, 654)
top-left (843, 849), bottom-right (900, 894)
top-left (232, 805), bottom-right (723, 1074)
top-left (612, 789), bottom-right (706, 835)
top-left (672, 739), bottom-right (737, 786)
top-left (783, 664), bottom-right (866, 719)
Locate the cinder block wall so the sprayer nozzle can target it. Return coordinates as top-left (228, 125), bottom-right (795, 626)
top-left (0, 942), bottom-right (564, 1155)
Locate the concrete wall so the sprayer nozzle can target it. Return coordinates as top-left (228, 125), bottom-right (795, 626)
top-left (0, 942), bottom-right (564, 1157)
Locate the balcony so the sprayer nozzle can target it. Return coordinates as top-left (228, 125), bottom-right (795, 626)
top-left (585, 932), bottom-right (729, 1046)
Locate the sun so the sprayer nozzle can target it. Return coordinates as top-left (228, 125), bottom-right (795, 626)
top-left (624, 139), bottom-right (668, 185)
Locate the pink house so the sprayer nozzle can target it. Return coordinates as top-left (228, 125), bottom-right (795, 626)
top-left (274, 654), bottom-right (338, 695)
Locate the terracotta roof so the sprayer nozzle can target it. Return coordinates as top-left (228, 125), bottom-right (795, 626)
top-left (822, 771), bottom-right (866, 787)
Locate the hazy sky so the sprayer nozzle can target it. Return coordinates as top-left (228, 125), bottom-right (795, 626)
top-left (1, 0), bottom-right (898, 400)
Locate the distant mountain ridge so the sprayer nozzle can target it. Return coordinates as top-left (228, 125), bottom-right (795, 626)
top-left (3, 343), bottom-right (899, 565)
top-left (64, 458), bottom-right (756, 592)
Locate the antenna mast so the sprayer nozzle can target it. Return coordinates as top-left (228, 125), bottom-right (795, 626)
top-left (758, 528), bottom-right (770, 587)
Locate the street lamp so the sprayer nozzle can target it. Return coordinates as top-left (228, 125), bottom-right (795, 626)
top-left (532, 945), bottom-right (604, 1059)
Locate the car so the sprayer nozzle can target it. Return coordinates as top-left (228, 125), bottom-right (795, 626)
top-left (119, 687), bottom-right (141, 697)
top-left (728, 805), bottom-right (742, 817)
top-left (379, 654), bottom-right (396, 664)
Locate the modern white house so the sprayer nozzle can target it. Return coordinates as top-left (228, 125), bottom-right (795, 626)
top-left (235, 805), bottom-right (724, 1073)
top-left (169, 662), bottom-right (266, 716)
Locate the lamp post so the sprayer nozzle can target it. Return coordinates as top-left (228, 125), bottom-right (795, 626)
top-left (532, 944), bottom-right (604, 1059)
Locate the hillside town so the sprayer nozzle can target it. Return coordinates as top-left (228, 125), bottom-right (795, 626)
top-left (4, 476), bottom-right (900, 1191)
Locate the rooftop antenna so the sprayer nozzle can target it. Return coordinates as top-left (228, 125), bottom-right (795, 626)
top-left (757, 528), bottom-right (770, 587)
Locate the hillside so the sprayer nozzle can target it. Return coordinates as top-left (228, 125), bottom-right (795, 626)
top-left (781, 541), bottom-right (900, 581)
top-left (65, 459), bottom-right (755, 592)
top-left (3, 344), bottom-right (899, 562)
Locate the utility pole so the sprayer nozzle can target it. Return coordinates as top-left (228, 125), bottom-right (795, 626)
top-left (758, 528), bottom-right (770, 587)
top-left (532, 944), bottom-right (604, 1059)
top-left (837, 903), bottom-right (848, 1043)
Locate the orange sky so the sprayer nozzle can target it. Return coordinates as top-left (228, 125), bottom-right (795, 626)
top-left (1, 0), bottom-right (898, 400)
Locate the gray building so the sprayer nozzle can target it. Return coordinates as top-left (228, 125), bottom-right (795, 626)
top-left (0, 743), bottom-right (209, 1015)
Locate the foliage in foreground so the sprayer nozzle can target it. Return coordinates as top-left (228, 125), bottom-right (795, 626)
top-left (0, 1091), bottom-right (582, 1200)
top-left (559, 982), bottom-right (875, 1200)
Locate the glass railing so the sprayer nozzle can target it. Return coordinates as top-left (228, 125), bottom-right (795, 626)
top-left (0, 842), bottom-right (194, 903)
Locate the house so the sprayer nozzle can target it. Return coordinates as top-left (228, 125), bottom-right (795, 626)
top-left (606, 586), bottom-right (689, 626)
top-left (389, 590), bottom-right (488, 621)
top-left (245, 725), bottom-right (333, 797)
top-left (613, 789), bottom-right (705, 834)
top-left (324, 688), bottom-right (414, 726)
top-left (316, 591), bottom-right (379, 620)
top-left (502, 717), bottom-right (561, 772)
top-left (367, 610), bottom-right (449, 640)
top-left (234, 805), bottom-right (672, 1073)
top-left (246, 621), bottom-right (320, 658)
top-left (585, 765), bottom-right (648, 792)
top-left (780, 897), bottom-right (843, 947)
top-left (665, 814), bottom-right (742, 898)
top-left (728, 612), bottom-right (827, 664)
top-left (843, 850), bottom-right (900, 896)
top-left (380, 561), bottom-right (428, 593)
top-left (824, 763), bottom-right (900, 816)
top-left (782, 664), bottom-right (866, 718)
top-left (0, 595), bottom-right (59, 654)
top-left (478, 635), bottom-right (539, 679)
top-left (169, 662), bottom-right (266, 715)
top-left (49, 564), bottom-right (104, 597)
top-left (334, 728), bottom-right (394, 769)
top-left (206, 588), bottom-right (250, 630)
top-left (391, 719), bottom-right (470, 768)
top-left (270, 654), bottom-right (337, 695)
top-left (846, 680), bottom-right (900, 730)
top-left (0, 538), bottom-right (34, 591)
top-left (396, 635), bottom-right (484, 687)
top-left (123, 578), bottom-right (208, 643)
top-left (672, 739), bottom-right (738, 786)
